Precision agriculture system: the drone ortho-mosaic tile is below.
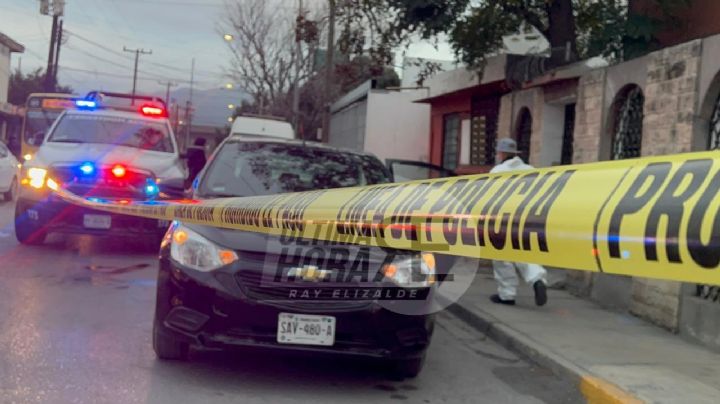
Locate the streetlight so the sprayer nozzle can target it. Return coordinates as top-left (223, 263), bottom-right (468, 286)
top-left (227, 117), bottom-right (233, 122)
top-left (223, 34), bottom-right (233, 41)
top-left (228, 104), bottom-right (234, 109)
top-left (225, 83), bottom-right (234, 89)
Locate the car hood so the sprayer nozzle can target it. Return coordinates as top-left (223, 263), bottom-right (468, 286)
top-left (35, 142), bottom-right (183, 180)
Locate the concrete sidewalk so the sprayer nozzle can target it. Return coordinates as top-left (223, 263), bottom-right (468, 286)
top-left (438, 262), bottom-right (720, 404)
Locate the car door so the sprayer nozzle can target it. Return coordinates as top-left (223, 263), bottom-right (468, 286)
top-left (386, 159), bottom-right (456, 182)
top-left (0, 143), bottom-right (11, 189)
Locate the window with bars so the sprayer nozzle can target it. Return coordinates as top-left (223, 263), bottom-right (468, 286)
top-left (515, 108), bottom-right (532, 162)
top-left (442, 114), bottom-right (460, 171)
top-left (611, 86), bottom-right (644, 160)
top-left (470, 96), bottom-right (499, 166)
top-left (696, 91), bottom-right (720, 303)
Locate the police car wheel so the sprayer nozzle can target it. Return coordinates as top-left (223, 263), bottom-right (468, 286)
top-left (152, 321), bottom-right (189, 360)
top-left (391, 355), bottom-right (426, 379)
top-left (14, 203), bottom-right (47, 245)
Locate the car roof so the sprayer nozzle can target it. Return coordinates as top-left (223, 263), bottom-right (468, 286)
top-left (62, 108), bottom-right (169, 123)
top-left (225, 135), bottom-right (381, 160)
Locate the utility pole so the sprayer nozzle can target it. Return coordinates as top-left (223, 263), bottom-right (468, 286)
top-left (53, 19), bottom-right (63, 85)
top-left (321, 0), bottom-right (336, 143)
top-left (184, 58), bottom-right (195, 151)
top-left (123, 46), bottom-right (153, 105)
top-left (41, 0), bottom-right (64, 92)
top-left (158, 80), bottom-right (177, 105)
top-left (293, 0), bottom-right (304, 138)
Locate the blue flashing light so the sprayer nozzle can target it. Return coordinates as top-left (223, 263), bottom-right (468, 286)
top-left (75, 99), bottom-right (97, 109)
top-left (79, 162), bottom-right (95, 175)
top-left (145, 179), bottom-right (159, 198)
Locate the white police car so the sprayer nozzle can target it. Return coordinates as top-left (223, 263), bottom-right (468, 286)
top-left (14, 92), bottom-right (187, 245)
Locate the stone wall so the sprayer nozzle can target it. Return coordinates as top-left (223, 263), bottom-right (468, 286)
top-left (629, 39), bottom-right (703, 330)
top-left (490, 35), bottom-right (720, 346)
top-left (572, 69), bottom-right (606, 164)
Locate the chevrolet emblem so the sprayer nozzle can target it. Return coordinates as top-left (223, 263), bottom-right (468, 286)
top-left (287, 265), bottom-right (331, 282)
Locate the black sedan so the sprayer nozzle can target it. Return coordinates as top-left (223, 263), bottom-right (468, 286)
top-left (153, 136), bottom-right (438, 378)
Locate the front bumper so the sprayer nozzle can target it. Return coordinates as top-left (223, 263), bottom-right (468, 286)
top-left (16, 193), bottom-right (168, 236)
top-left (156, 256), bottom-right (436, 360)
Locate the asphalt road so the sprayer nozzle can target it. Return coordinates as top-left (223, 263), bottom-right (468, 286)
top-left (0, 200), bottom-right (582, 404)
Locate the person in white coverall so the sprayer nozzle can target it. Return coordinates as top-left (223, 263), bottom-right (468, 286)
top-left (489, 138), bottom-right (548, 306)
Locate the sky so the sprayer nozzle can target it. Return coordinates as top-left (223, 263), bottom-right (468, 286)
top-left (1, 0), bottom-right (462, 126)
top-left (1, 0), bottom-right (456, 97)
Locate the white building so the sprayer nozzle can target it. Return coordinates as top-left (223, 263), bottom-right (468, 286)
top-left (0, 32), bottom-right (24, 146)
top-left (329, 80), bottom-right (430, 163)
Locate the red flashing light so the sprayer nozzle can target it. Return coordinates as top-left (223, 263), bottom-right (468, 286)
top-left (111, 164), bottom-right (127, 178)
top-left (140, 104), bottom-right (167, 117)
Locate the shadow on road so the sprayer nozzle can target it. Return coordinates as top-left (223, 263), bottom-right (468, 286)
top-left (145, 348), bottom-right (423, 402)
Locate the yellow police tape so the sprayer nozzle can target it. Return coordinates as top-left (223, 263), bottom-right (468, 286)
top-left (48, 151), bottom-right (720, 286)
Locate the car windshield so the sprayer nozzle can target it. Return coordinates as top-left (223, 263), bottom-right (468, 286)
top-left (199, 141), bottom-right (390, 197)
top-left (48, 114), bottom-right (174, 152)
top-left (24, 110), bottom-right (63, 143)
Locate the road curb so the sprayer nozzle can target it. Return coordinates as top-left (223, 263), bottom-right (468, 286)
top-left (444, 299), bottom-right (644, 404)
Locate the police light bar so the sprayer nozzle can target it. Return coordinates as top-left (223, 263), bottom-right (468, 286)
top-left (75, 100), bottom-right (97, 109)
top-left (140, 105), bottom-right (167, 117)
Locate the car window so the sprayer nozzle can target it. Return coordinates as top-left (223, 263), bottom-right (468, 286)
top-left (358, 154), bottom-right (392, 185)
top-left (48, 114), bottom-right (174, 152)
top-left (199, 142), bottom-right (390, 197)
top-left (25, 110), bottom-right (64, 146)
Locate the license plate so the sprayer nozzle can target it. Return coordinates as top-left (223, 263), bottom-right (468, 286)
top-left (83, 214), bottom-right (111, 229)
top-left (277, 313), bottom-right (335, 346)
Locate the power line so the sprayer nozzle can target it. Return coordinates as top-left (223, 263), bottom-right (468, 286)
top-left (64, 29), bottom-right (228, 79)
top-left (57, 65), bottom-right (218, 85)
top-left (87, 0), bottom-right (226, 7)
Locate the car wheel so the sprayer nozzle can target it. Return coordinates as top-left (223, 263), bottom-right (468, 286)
top-left (14, 201), bottom-right (47, 245)
top-left (391, 355), bottom-right (426, 379)
top-left (152, 321), bottom-right (189, 360)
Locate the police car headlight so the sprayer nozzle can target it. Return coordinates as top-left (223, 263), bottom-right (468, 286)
top-left (381, 253), bottom-right (436, 287)
top-left (169, 223), bottom-right (238, 271)
top-left (22, 167), bottom-right (48, 189)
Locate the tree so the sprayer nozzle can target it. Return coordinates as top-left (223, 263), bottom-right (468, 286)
top-left (336, 0), bottom-right (693, 73)
top-left (8, 68), bottom-right (72, 105)
top-left (220, 0), bottom-right (319, 115)
top-left (221, 0), bottom-right (402, 139)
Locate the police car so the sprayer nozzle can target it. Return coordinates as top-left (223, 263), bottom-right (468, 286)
top-left (14, 91), bottom-right (187, 245)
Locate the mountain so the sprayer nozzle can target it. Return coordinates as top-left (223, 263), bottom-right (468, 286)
top-left (169, 87), bottom-right (250, 127)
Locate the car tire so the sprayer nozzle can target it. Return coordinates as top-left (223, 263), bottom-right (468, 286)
top-left (152, 321), bottom-right (189, 360)
top-left (2, 178), bottom-right (17, 201)
top-left (391, 355), bottom-right (426, 379)
top-left (14, 201), bottom-right (47, 245)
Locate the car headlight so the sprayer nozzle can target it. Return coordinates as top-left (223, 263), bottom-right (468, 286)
top-left (169, 223), bottom-right (238, 271)
top-left (381, 253), bottom-right (436, 287)
top-left (24, 167), bottom-right (48, 189)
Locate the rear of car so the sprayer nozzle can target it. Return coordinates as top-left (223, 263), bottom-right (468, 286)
top-left (154, 138), bottom-right (437, 378)
top-left (14, 97), bottom-right (186, 245)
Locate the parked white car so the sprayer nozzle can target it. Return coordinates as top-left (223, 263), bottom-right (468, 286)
top-left (230, 115), bottom-right (295, 139)
top-left (0, 142), bottom-right (19, 201)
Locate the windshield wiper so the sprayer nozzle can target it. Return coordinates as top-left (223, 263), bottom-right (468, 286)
top-left (202, 192), bottom-right (245, 198)
top-left (50, 139), bottom-right (84, 143)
